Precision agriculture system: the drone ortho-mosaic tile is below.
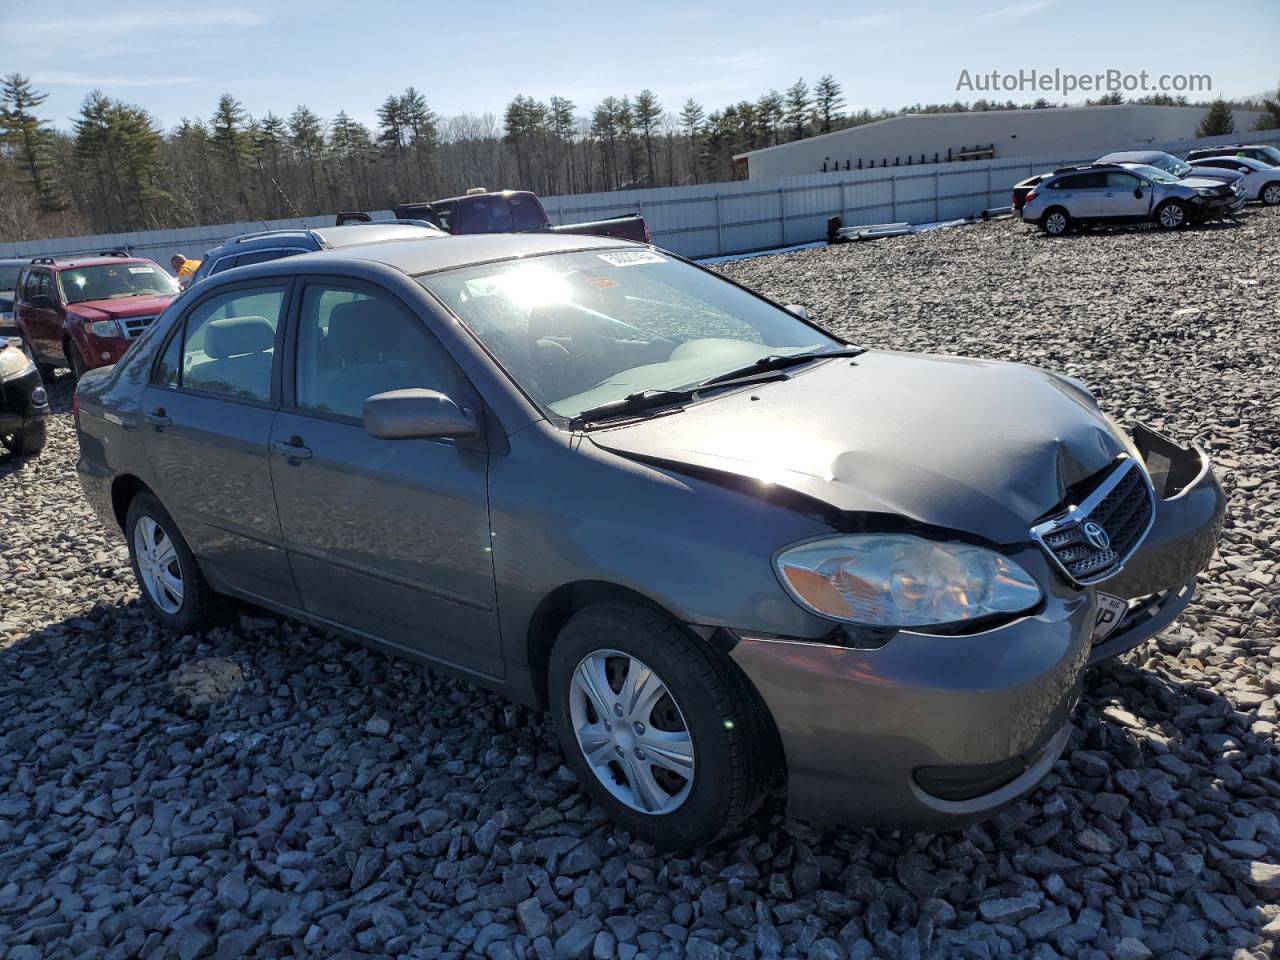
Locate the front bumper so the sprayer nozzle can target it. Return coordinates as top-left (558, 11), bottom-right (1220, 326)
top-left (0, 366), bottom-right (49, 435)
top-left (728, 425), bottom-right (1223, 830)
top-left (730, 549), bottom-right (1090, 829)
top-left (80, 333), bottom-right (134, 370)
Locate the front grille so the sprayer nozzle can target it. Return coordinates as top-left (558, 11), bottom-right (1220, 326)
top-left (119, 315), bottom-right (158, 339)
top-left (1031, 458), bottom-right (1155, 585)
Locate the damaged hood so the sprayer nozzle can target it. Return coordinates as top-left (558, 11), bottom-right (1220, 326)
top-left (588, 350), bottom-right (1127, 544)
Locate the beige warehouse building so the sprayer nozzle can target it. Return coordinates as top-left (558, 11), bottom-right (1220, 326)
top-left (735, 104), bottom-right (1265, 180)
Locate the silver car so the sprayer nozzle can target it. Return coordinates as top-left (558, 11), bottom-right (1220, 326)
top-left (1020, 163), bottom-right (1241, 235)
top-left (72, 234), bottom-right (1225, 848)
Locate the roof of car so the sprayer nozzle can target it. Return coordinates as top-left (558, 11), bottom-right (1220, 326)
top-left (32, 255), bottom-right (155, 270)
top-left (215, 221), bottom-right (443, 253)
top-left (1097, 151), bottom-right (1166, 162)
top-left (304, 231), bottom-right (638, 276)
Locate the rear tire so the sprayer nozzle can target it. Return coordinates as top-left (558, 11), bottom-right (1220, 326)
top-left (20, 335), bottom-right (55, 382)
top-left (125, 492), bottom-right (219, 633)
top-left (1155, 200), bottom-right (1188, 230)
top-left (1, 420), bottom-right (46, 457)
top-left (1261, 182), bottom-right (1280, 206)
top-left (1040, 208), bottom-right (1070, 236)
top-left (548, 602), bottom-right (775, 849)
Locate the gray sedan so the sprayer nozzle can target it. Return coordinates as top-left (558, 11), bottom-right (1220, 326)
top-left (73, 234), bottom-right (1225, 847)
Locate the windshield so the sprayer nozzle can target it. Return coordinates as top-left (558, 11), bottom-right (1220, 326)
top-left (420, 249), bottom-right (840, 419)
top-left (59, 262), bottom-right (178, 304)
top-left (1254, 146), bottom-right (1280, 166)
top-left (1151, 155), bottom-right (1192, 177)
top-left (0, 265), bottom-right (22, 292)
top-left (1123, 164), bottom-right (1178, 185)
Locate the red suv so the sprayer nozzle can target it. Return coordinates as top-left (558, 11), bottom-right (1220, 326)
top-left (15, 253), bottom-right (179, 380)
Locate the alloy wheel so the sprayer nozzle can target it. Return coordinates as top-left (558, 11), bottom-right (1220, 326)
top-left (1045, 212), bottom-right (1067, 235)
top-left (134, 516), bottom-right (184, 614)
top-left (568, 649), bottom-right (695, 814)
top-left (1264, 184), bottom-right (1280, 205)
top-left (1159, 204), bottom-right (1185, 228)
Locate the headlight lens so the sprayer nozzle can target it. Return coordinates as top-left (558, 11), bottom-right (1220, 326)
top-left (87, 320), bottom-right (121, 338)
top-left (776, 534), bottom-right (1041, 629)
top-left (1194, 187), bottom-right (1214, 197)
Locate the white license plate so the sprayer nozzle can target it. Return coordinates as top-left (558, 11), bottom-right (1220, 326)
top-left (1092, 592), bottom-right (1129, 643)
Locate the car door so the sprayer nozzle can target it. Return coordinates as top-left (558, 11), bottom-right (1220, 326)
top-left (20, 269), bottom-right (62, 361)
top-left (1102, 172), bottom-right (1150, 219)
top-left (139, 280), bottom-right (300, 607)
top-left (269, 277), bottom-right (502, 677)
top-left (1048, 173), bottom-right (1103, 219)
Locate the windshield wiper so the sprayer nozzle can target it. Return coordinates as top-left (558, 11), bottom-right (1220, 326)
top-left (569, 388), bottom-right (696, 428)
top-left (698, 346), bottom-right (865, 388)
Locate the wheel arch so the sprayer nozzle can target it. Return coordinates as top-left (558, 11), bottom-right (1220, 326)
top-left (525, 580), bottom-right (691, 709)
top-left (111, 474), bottom-right (154, 532)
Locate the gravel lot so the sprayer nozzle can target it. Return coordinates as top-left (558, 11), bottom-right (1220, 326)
top-left (2, 208), bottom-right (1278, 960)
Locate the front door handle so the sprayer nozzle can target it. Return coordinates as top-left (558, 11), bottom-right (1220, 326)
top-left (144, 409), bottom-right (171, 427)
top-left (271, 438), bottom-right (312, 461)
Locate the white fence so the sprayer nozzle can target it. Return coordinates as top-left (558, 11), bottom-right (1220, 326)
top-left (1, 129), bottom-right (1275, 265)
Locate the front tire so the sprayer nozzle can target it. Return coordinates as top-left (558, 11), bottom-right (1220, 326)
top-left (1156, 200), bottom-right (1188, 230)
top-left (125, 492), bottom-right (219, 633)
top-left (1040, 208), bottom-right (1070, 236)
top-left (1261, 182), bottom-right (1280, 206)
top-left (548, 602), bottom-right (775, 849)
top-left (1, 421), bottom-right (46, 457)
top-left (66, 340), bottom-right (88, 381)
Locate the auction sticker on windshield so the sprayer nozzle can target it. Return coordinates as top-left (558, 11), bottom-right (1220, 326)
top-left (598, 251), bottom-right (666, 267)
top-left (1092, 593), bottom-right (1128, 644)
top-left (128, 267), bottom-right (156, 274)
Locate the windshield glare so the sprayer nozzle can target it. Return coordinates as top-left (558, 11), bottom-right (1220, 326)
top-left (421, 250), bottom-right (839, 419)
top-left (1152, 155), bottom-right (1192, 177)
top-left (60, 262), bottom-right (177, 304)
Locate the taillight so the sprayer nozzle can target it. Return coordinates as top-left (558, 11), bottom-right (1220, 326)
top-left (1024, 189), bottom-right (1037, 204)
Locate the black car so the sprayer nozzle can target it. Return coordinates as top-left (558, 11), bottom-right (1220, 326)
top-left (1184, 144), bottom-right (1280, 167)
top-left (188, 220), bottom-right (445, 286)
top-left (0, 337), bottom-right (49, 456)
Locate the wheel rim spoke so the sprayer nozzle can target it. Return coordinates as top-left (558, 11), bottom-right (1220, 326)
top-left (567, 648), bottom-right (696, 816)
top-left (134, 517), bottom-right (183, 614)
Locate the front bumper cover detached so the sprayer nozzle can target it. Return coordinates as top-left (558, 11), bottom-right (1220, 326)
top-left (727, 422), bottom-right (1223, 829)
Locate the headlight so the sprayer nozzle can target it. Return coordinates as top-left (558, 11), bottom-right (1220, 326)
top-left (87, 320), bottom-right (122, 338)
top-left (0, 344), bottom-right (34, 381)
top-left (775, 534), bottom-right (1041, 629)
top-left (1194, 187), bottom-right (1214, 197)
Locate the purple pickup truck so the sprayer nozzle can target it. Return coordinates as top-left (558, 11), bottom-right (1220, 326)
top-left (381, 190), bottom-right (650, 244)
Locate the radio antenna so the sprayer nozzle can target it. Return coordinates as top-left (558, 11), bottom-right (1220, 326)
top-left (258, 158), bottom-right (310, 230)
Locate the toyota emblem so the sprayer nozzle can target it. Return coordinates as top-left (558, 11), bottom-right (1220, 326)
top-left (1082, 521), bottom-right (1111, 551)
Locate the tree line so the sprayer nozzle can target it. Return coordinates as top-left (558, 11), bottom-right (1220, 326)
top-left (1, 72), bottom-right (1277, 243)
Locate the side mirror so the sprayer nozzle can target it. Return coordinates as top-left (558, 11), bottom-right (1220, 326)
top-left (784, 304), bottom-right (810, 321)
top-left (30, 294), bottom-right (53, 309)
top-left (1133, 187), bottom-right (1143, 199)
top-left (363, 388), bottom-right (477, 440)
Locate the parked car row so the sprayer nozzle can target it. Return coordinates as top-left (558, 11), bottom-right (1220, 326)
top-left (1013, 143), bottom-right (1280, 236)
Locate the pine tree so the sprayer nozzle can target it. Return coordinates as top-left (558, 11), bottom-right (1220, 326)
top-left (1197, 99), bottom-right (1235, 137)
top-left (0, 74), bottom-right (63, 211)
top-left (399, 88), bottom-right (437, 198)
top-left (549, 96), bottom-right (577, 193)
top-left (784, 78), bottom-right (810, 141)
top-left (633, 89), bottom-right (662, 186)
top-left (812, 75), bottom-right (845, 133)
top-left (756, 91), bottom-right (784, 145)
top-left (592, 98), bottom-right (622, 189)
top-left (210, 94), bottom-right (253, 216)
top-left (330, 111), bottom-right (375, 208)
top-left (1252, 81), bottom-right (1280, 130)
top-left (288, 106), bottom-right (326, 210)
top-left (679, 99), bottom-right (704, 183)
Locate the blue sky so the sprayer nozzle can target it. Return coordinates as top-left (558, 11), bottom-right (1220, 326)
top-left (7, 0), bottom-right (1278, 131)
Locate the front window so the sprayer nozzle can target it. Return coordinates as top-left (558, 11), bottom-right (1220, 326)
top-left (60, 262), bottom-right (178, 304)
top-left (420, 249), bottom-right (840, 420)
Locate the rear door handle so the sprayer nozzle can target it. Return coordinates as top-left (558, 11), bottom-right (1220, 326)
top-left (271, 439), bottom-right (312, 461)
top-left (144, 409), bottom-right (171, 427)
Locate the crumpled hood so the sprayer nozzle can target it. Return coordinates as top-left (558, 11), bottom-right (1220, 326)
top-left (588, 350), bottom-right (1126, 544)
top-left (69, 294), bottom-right (175, 321)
